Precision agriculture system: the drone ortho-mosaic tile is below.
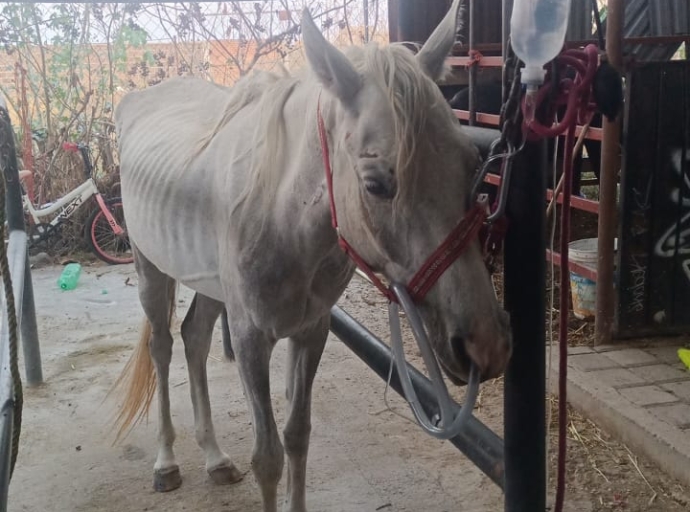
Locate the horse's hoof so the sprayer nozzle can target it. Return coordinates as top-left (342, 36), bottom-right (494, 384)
top-left (153, 466), bottom-right (182, 492)
top-left (208, 463), bottom-right (244, 485)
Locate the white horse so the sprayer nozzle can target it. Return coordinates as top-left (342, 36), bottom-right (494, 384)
top-left (112, 1), bottom-right (511, 511)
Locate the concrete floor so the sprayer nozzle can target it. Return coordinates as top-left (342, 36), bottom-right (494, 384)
top-left (8, 263), bottom-right (504, 512)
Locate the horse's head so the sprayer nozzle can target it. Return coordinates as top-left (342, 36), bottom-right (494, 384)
top-left (301, 0), bottom-right (511, 383)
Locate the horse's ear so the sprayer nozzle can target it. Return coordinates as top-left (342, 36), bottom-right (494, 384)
top-left (416, 0), bottom-right (463, 81)
top-left (301, 8), bottom-right (362, 106)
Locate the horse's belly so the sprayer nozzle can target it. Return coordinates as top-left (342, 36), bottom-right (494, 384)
top-left (123, 179), bottom-right (224, 302)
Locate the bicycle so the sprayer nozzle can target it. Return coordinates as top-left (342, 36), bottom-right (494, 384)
top-left (18, 142), bottom-right (133, 265)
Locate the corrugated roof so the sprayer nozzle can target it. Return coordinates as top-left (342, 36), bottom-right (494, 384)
top-left (564, 0), bottom-right (687, 62)
top-left (602, 0), bottom-right (687, 61)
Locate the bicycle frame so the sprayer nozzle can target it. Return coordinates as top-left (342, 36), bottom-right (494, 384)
top-left (22, 177), bottom-right (124, 236)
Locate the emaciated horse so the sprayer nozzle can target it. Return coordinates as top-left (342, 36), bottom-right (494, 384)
top-left (112, 1), bottom-right (511, 510)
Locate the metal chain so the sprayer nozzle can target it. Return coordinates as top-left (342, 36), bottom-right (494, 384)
top-left (0, 107), bottom-right (23, 479)
top-left (470, 38), bottom-right (524, 220)
top-left (498, 39), bottom-right (525, 152)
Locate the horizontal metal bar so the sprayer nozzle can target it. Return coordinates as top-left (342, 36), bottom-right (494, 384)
top-left (329, 305), bottom-right (505, 488)
top-left (461, 126), bottom-right (501, 159)
top-left (546, 249), bottom-right (598, 282)
top-left (0, 229), bottom-right (28, 510)
top-left (453, 110), bottom-right (604, 142)
top-left (453, 109), bottom-right (501, 126)
top-left (452, 35), bottom-right (690, 55)
top-left (446, 56), bottom-right (504, 68)
top-left (545, 186), bottom-right (600, 214)
top-left (575, 124), bottom-right (603, 142)
top-left (484, 173), bottom-right (600, 214)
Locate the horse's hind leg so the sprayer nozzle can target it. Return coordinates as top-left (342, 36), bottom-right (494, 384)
top-left (133, 246), bottom-right (180, 492)
top-left (180, 293), bottom-right (243, 485)
top-left (283, 316), bottom-right (329, 512)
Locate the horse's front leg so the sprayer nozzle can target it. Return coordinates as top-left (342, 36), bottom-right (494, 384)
top-left (232, 321), bottom-right (283, 512)
top-left (283, 316), bottom-right (329, 512)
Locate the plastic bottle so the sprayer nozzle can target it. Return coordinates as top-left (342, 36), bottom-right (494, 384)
top-left (510, 0), bottom-right (573, 121)
top-left (58, 262), bottom-right (82, 290)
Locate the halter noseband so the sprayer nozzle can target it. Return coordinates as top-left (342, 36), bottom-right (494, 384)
top-left (316, 96), bottom-right (488, 304)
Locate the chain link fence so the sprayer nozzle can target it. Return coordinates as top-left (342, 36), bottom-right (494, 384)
top-left (0, 1), bottom-right (388, 204)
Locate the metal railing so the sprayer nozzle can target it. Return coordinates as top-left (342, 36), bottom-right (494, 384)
top-left (0, 97), bottom-right (42, 512)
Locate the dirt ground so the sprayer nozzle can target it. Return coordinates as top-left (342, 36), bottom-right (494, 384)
top-left (7, 260), bottom-right (690, 512)
top-left (344, 270), bottom-right (690, 512)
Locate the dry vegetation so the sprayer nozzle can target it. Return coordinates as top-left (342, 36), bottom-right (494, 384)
top-left (0, 1), bottom-right (385, 254)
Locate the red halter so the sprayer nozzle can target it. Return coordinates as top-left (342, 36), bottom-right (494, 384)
top-left (316, 98), bottom-right (488, 303)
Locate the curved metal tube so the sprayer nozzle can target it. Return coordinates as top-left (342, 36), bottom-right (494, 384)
top-left (388, 283), bottom-right (480, 440)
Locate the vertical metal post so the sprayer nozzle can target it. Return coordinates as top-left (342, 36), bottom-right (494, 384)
top-left (468, 0), bottom-right (477, 126)
top-left (20, 259), bottom-right (41, 385)
top-left (0, 100), bottom-right (42, 385)
top-left (595, 0), bottom-right (624, 343)
top-left (503, 140), bottom-right (548, 512)
top-left (0, 401), bottom-right (13, 512)
top-left (502, 0), bottom-right (514, 99)
top-left (363, 0), bottom-right (369, 42)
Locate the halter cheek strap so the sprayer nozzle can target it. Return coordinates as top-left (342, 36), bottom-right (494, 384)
top-left (317, 95), bottom-right (487, 304)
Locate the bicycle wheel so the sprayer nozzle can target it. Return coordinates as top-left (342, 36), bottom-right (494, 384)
top-left (86, 197), bottom-right (133, 265)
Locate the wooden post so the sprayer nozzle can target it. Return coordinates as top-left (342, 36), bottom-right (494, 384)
top-left (595, 0), bottom-right (624, 344)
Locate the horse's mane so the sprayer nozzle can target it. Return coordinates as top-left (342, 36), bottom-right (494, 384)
top-left (197, 40), bottom-right (459, 228)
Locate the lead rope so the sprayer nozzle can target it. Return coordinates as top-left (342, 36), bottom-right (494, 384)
top-left (0, 105), bottom-right (22, 479)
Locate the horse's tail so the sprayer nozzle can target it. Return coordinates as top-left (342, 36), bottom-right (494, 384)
top-left (110, 285), bottom-right (176, 442)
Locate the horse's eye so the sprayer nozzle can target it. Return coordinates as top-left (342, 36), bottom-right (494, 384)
top-left (364, 178), bottom-right (389, 197)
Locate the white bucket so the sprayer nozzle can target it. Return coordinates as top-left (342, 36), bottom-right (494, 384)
top-left (568, 238), bottom-right (598, 319)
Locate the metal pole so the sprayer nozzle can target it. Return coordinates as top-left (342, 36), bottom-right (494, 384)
top-left (20, 258), bottom-right (41, 385)
top-left (363, 0), bottom-right (369, 43)
top-left (595, 0), bottom-right (624, 343)
top-left (0, 400), bottom-right (13, 512)
top-left (503, 140), bottom-right (547, 512)
top-left (502, 0), bottom-right (514, 101)
top-left (468, 0), bottom-right (477, 126)
top-left (0, 101), bottom-right (42, 384)
top-left (330, 305), bottom-right (506, 488)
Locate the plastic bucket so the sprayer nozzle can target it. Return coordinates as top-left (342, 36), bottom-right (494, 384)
top-left (568, 238), bottom-right (598, 319)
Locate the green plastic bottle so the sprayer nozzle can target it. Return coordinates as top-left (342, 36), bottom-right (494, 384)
top-left (58, 263), bottom-right (82, 290)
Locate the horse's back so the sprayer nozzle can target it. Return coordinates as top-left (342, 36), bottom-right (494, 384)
top-left (116, 77), bottom-right (234, 299)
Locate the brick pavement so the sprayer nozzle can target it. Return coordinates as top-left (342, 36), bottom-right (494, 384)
top-left (549, 340), bottom-right (690, 487)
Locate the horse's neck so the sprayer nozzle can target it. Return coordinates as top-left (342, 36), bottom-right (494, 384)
top-left (225, 85), bottom-right (355, 329)
top-left (239, 83), bottom-right (351, 275)
top-left (277, 86), bottom-right (347, 257)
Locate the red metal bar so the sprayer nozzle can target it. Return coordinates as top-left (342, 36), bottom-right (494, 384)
top-left (547, 249), bottom-right (598, 282)
top-left (450, 35), bottom-right (690, 55)
top-left (453, 109), bottom-right (501, 126)
top-left (546, 188), bottom-right (599, 214)
top-left (485, 173), bottom-right (599, 214)
top-left (446, 55), bottom-right (504, 67)
top-left (575, 124), bottom-right (603, 141)
top-left (453, 110), bottom-right (604, 141)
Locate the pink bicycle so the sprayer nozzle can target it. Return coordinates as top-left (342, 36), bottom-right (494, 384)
top-left (18, 142), bottom-right (133, 265)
